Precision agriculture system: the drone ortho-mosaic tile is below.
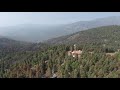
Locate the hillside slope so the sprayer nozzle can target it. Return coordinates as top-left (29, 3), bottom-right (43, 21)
top-left (0, 37), bottom-right (36, 52)
top-left (45, 25), bottom-right (120, 49)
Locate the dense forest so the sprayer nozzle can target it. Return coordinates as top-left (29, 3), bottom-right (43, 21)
top-left (0, 25), bottom-right (120, 78)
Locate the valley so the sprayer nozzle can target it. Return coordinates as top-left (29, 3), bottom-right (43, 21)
top-left (0, 25), bottom-right (120, 78)
top-left (1, 13), bottom-right (120, 78)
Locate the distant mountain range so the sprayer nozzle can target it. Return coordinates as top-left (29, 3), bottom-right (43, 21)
top-left (1, 16), bottom-right (120, 42)
top-left (2, 25), bottom-right (120, 52)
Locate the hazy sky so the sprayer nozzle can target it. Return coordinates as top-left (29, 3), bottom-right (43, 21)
top-left (0, 12), bottom-right (120, 27)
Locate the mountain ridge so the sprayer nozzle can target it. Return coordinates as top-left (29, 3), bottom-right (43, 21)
top-left (1, 16), bottom-right (120, 42)
top-left (45, 25), bottom-right (120, 50)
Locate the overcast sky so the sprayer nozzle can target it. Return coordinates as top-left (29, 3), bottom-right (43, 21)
top-left (0, 12), bottom-right (120, 27)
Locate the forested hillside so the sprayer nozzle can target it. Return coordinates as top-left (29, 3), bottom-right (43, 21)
top-left (46, 25), bottom-right (120, 52)
top-left (0, 37), bottom-right (40, 54)
top-left (0, 44), bottom-right (120, 78)
top-left (0, 25), bottom-right (120, 78)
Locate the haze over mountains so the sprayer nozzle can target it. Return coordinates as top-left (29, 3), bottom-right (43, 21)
top-left (1, 16), bottom-right (120, 42)
top-left (1, 14), bottom-right (120, 78)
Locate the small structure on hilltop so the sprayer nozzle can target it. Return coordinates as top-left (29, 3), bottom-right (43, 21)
top-left (68, 44), bottom-right (82, 58)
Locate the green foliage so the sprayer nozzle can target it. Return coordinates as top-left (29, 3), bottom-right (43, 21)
top-left (0, 25), bottom-right (120, 78)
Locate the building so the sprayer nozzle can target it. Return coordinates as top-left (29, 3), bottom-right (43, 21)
top-left (68, 44), bottom-right (82, 58)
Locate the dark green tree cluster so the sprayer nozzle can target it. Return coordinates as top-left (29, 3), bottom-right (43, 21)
top-left (0, 44), bottom-right (120, 78)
